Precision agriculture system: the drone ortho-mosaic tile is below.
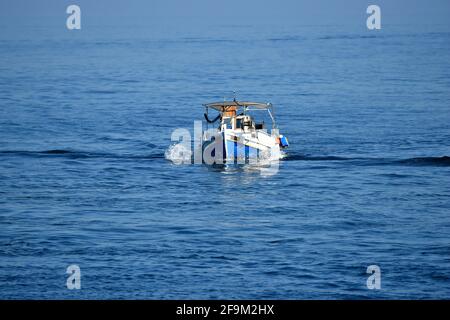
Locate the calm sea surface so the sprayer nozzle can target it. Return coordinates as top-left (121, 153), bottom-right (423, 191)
top-left (0, 22), bottom-right (450, 299)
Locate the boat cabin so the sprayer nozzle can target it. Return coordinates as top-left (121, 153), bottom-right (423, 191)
top-left (203, 100), bottom-right (275, 133)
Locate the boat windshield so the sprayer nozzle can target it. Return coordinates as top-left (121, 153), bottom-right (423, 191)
top-left (223, 118), bottom-right (232, 129)
top-left (203, 100), bottom-right (277, 129)
top-left (236, 118), bottom-right (242, 129)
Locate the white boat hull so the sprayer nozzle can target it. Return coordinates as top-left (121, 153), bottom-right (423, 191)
top-left (202, 129), bottom-right (282, 162)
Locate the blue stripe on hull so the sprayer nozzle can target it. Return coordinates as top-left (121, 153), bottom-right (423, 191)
top-left (225, 140), bottom-right (234, 159)
top-left (203, 133), bottom-right (266, 163)
top-left (225, 138), bottom-right (259, 161)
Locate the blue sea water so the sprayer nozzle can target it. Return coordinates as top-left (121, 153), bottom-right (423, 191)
top-left (1, 21), bottom-right (450, 299)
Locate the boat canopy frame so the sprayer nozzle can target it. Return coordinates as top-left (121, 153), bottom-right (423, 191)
top-left (203, 100), bottom-right (277, 129)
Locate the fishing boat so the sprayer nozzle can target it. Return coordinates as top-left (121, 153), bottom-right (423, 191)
top-left (202, 99), bottom-right (289, 163)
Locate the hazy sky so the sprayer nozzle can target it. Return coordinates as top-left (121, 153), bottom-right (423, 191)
top-left (0, 0), bottom-right (449, 26)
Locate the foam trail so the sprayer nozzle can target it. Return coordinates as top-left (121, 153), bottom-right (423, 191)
top-left (165, 144), bottom-right (192, 164)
